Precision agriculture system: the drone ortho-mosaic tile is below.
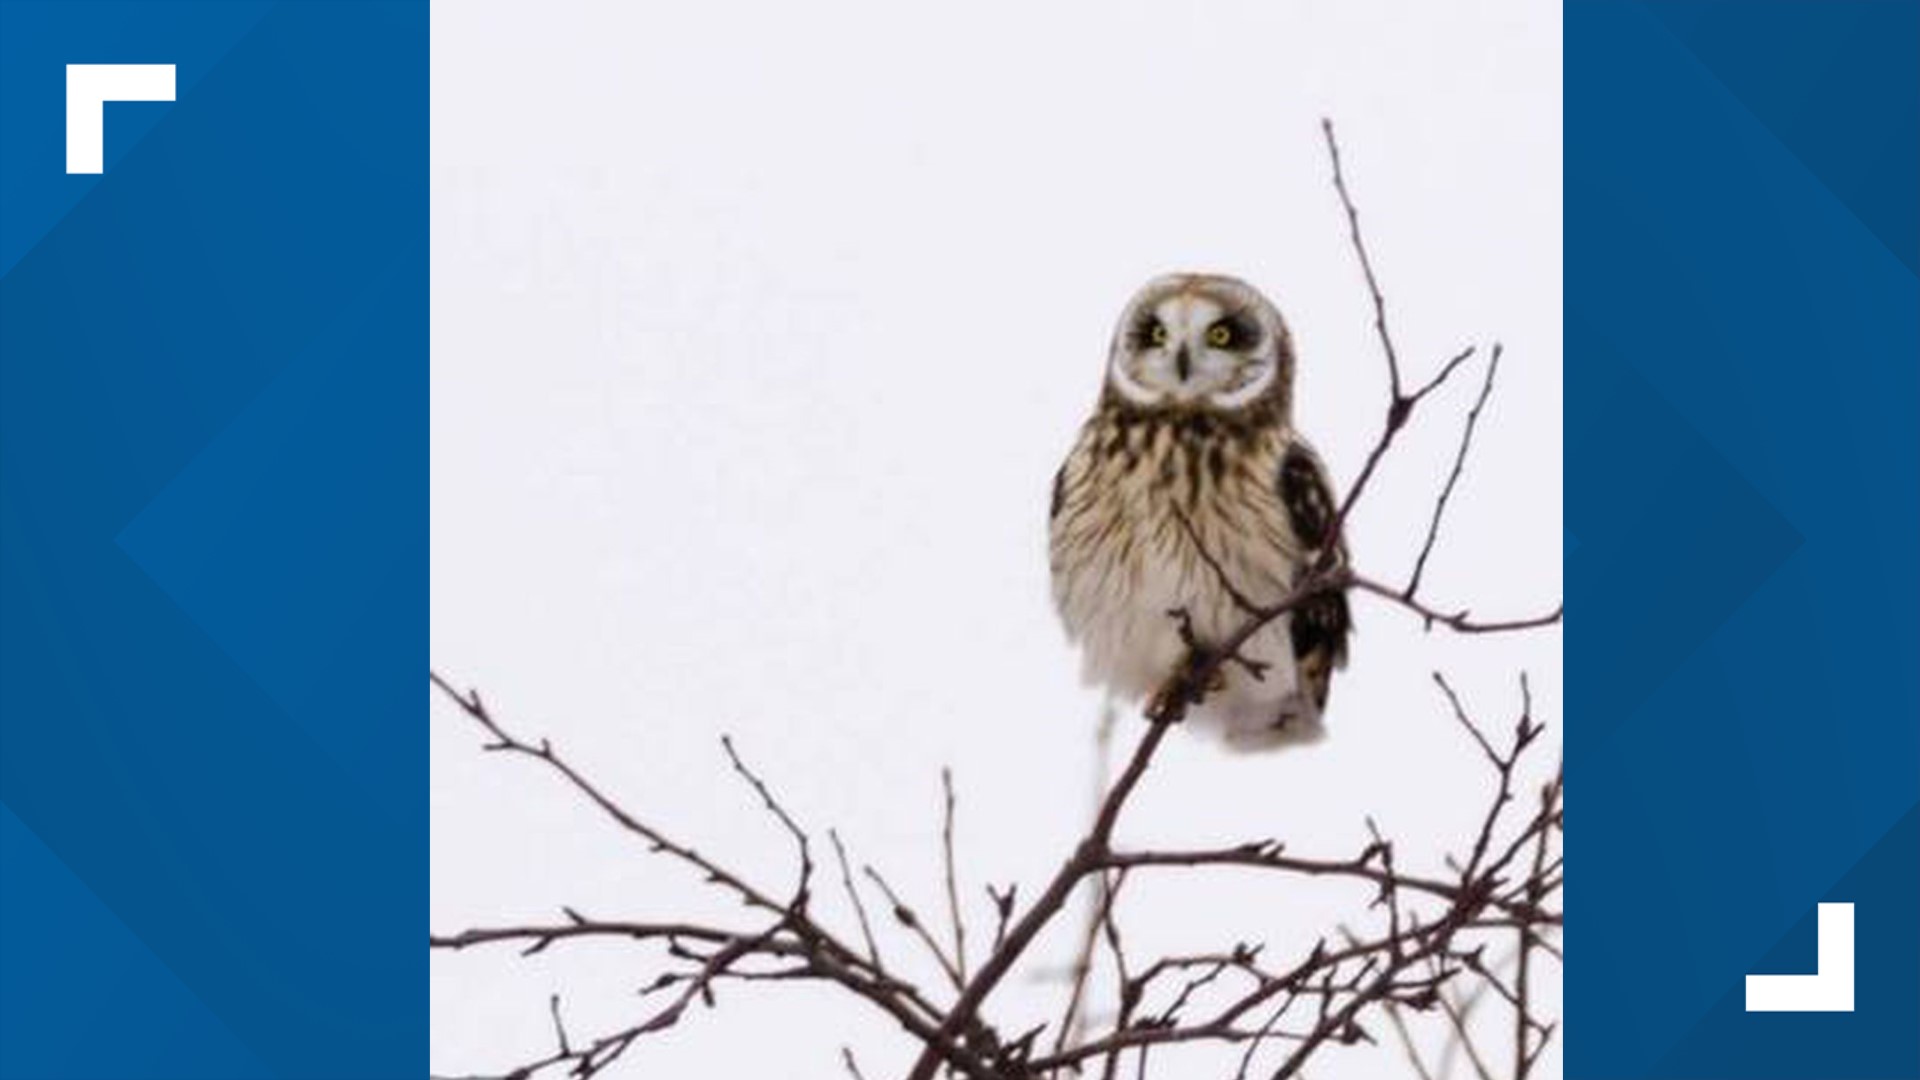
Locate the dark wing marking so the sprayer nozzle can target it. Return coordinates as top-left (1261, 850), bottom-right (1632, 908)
top-left (1278, 446), bottom-right (1337, 550)
top-left (1277, 442), bottom-right (1351, 711)
top-left (1050, 463), bottom-right (1067, 520)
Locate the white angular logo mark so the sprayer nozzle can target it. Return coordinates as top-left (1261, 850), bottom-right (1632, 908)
top-left (66, 64), bottom-right (176, 174)
top-left (1745, 902), bottom-right (1854, 1012)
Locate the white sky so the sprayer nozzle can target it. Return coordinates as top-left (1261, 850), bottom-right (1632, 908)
top-left (431, 1), bottom-right (1562, 1076)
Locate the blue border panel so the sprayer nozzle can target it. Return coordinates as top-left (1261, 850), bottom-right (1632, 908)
top-left (0, 3), bottom-right (425, 1077)
top-left (1568, 2), bottom-right (1918, 1077)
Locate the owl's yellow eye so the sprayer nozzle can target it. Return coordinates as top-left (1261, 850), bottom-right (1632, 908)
top-left (1150, 323), bottom-right (1168, 347)
top-left (1206, 323), bottom-right (1233, 348)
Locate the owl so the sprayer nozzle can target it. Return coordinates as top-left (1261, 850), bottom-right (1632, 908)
top-left (1050, 273), bottom-right (1350, 751)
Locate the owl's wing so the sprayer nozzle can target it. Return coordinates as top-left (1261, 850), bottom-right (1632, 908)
top-left (1276, 439), bottom-right (1351, 711)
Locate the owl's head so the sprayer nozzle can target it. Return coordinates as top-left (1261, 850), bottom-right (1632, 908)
top-left (1103, 274), bottom-right (1294, 415)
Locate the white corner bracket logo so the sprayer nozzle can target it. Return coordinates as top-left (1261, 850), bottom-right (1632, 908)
top-left (66, 64), bottom-right (176, 174)
top-left (1745, 902), bottom-right (1855, 1012)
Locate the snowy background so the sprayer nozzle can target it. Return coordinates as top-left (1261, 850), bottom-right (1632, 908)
top-left (431, 1), bottom-right (1562, 1076)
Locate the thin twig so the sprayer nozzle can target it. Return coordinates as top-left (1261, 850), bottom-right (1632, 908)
top-left (864, 864), bottom-right (966, 991)
top-left (1407, 345), bottom-right (1503, 599)
top-left (1323, 116), bottom-right (1403, 400)
top-left (942, 767), bottom-right (970, 984)
top-left (721, 734), bottom-right (814, 911)
top-left (830, 829), bottom-right (882, 967)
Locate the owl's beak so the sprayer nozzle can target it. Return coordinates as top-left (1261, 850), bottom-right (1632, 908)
top-left (1174, 345), bottom-right (1192, 382)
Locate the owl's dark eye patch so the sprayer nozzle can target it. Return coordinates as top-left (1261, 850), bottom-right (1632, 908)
top-left (1209, 313), bottom-right (1262, 350)
top-left (1130, 316), bottom-right (1166, 350)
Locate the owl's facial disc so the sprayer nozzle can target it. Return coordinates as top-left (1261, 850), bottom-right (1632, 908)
top-left (1108, 292), bottom-right (1277, 410)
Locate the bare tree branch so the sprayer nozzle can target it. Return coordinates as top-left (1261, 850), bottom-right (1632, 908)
top-left (941, 767), bottom-right (970, 984)
top-left (1407, 345), bottom-right (1503, 599)
top-left (831, 829), bottom-right (883, 968)
top-left (863, 862), bottom-right (966, 992)
top-left (1323, 115), bottom-right (1405, 401)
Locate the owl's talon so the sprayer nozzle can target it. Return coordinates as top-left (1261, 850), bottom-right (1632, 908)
top-left (1184, 644), bottom-right (1230, 696)
top-left (1145, 687), bottom-right (1181, 723)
